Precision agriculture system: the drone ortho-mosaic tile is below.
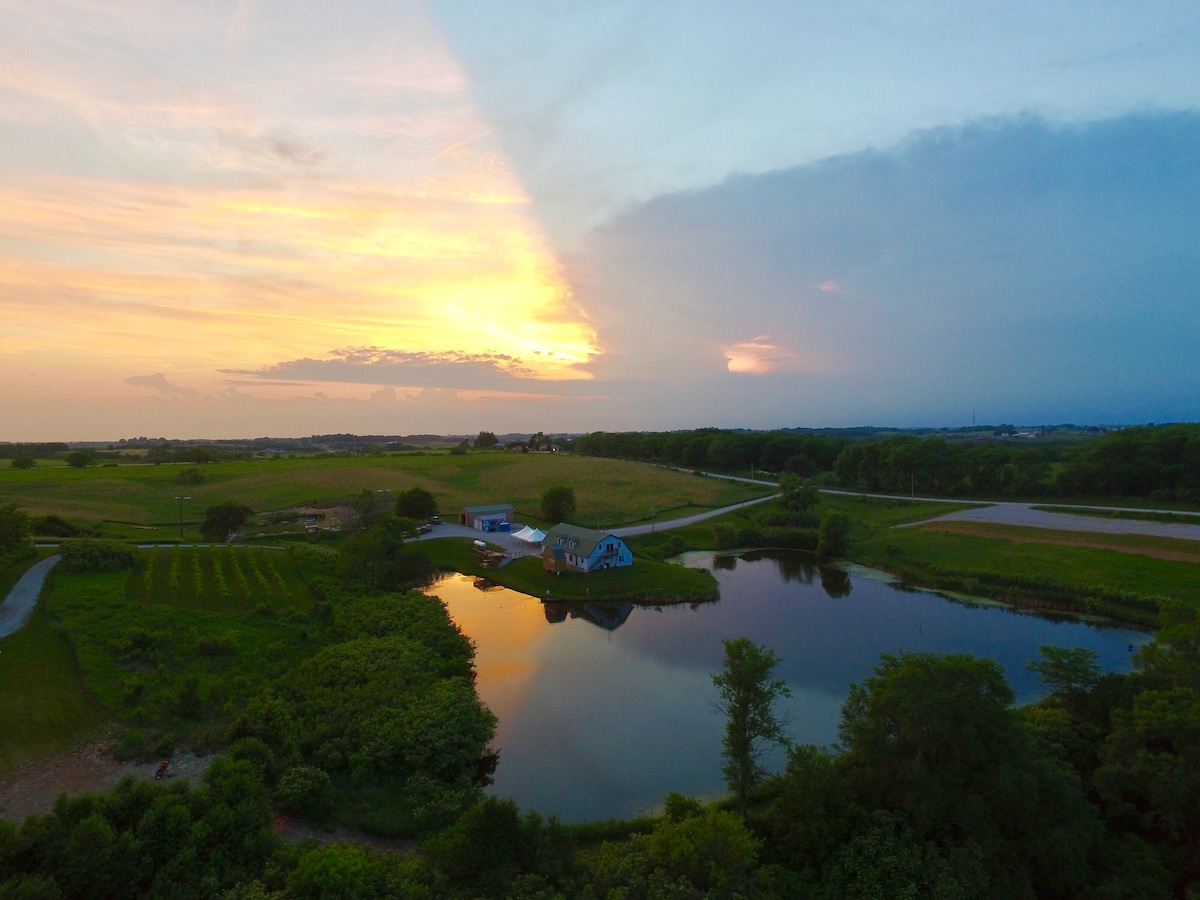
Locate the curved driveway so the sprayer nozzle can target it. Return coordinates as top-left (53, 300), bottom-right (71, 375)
top-left (0, 556), bottom-right (59, 640)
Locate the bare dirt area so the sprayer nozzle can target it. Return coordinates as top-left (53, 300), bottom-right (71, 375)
top-left (0, 738), bottom-right (213, 822)
top-left (919, 521), bottom-right (1200, 564)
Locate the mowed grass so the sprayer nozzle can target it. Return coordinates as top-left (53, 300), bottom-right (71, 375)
top-left (0, 607), bottom-right (105, 773)
top-left (0, 453), bottom-right (769, 534)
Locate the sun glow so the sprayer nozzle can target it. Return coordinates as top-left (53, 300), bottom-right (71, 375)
top-left (0, 0), bottom-right (598, 431)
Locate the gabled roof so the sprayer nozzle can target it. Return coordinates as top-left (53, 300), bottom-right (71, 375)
top-left (542, 523), bottom-right (620, 557)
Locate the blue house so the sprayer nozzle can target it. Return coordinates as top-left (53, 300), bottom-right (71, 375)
top-left (541, 524), bottom-right (633, 574)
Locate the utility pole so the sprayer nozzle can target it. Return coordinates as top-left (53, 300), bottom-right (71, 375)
top-left (174, 495), bottom-right (191, 541)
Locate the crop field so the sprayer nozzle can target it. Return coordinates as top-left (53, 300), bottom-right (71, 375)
top-left (129, 546), bottom-right (310, 612)
top-left (29, 550), bottom-right (319, 753)
top-left (0, 453), bottom-right (769, 537)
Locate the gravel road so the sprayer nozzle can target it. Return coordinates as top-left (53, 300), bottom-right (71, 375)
top-left (0, 555), bottom-right (59, 640)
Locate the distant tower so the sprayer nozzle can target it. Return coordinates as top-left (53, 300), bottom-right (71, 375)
top-left (972, 408), bottom-right (975, 428)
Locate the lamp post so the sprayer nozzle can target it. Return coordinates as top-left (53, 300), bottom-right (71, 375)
top-left (651, 506), bottom-right (655, 533)
top-left (174, 495), bottom-right (190, 541)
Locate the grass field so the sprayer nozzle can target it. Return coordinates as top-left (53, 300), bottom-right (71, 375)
top-left (849, 524), bottom-right (1194, 625)
top-left (0, 605), bottom-right (105, 772)
top-left (8, 548), bottom-right (320, 758)
top-left (819, 494), bottom-right (985, 527)
top-left (0, 453), bottom-right (769, 539)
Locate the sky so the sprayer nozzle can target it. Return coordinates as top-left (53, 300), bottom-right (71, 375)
top-left (1, 1), bottom-right (1198, 440)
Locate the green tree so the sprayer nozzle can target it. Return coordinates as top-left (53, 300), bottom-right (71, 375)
top-left (712, 638), bottom-right (792, 813)
top-left (474, 430), bottom-right (498, 449)
top-left (1027, 645), bottom-right (1102, 702)
top-left (778, 473), bottom-right (819, 512)
top-left (10, 456), bottom-right (34, 469)
top-left (337, 520), bottom-right (430, 590)
top-left (423, 797), bottom-right (579, 899)
top-left (837, 652), bottom-right (1102, 896)
top-left (540, 485), bottom-right (576, 523)
top-left (64, 450), bottom-right (95, 468)
top-left (395, 486), bottom-right (438, 521)
top-left (200, 502), bottom-right (253, 542)
top-left (816, 510), bottom-right (851, 557)
top-left (582, 799), bottom-right (759, 899)
top-left (0, 503), bottom-right (31, 554)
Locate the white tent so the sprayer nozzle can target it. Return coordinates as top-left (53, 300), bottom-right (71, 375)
top-left (512, 525), bottom-right (547, 545)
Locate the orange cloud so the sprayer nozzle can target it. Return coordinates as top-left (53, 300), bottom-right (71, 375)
top-left (723, 335), bottom-right (829, 376)
top-left (0, 0), bottom-right (599, 425)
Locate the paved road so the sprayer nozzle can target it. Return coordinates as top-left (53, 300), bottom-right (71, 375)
top-left (905, 501), bottom-right (1200, 541)
top-left (0, 556), bottom-right (59, 640)
top-left (610, 494), bottom-right (778, 537)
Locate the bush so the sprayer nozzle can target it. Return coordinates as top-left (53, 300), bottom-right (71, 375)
top-left (58, 539), bottom-right (137, 574)
top-left (817, 511), bottom-right (852, 558)
top-left (31, 515), bottom-right (84, 538)
top-left (277, 765), bottom-right (334, 820)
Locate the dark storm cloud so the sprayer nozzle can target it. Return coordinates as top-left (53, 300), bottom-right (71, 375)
top-left (568, 113), bottom-right (1200, 426)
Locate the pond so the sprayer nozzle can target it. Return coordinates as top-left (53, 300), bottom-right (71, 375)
top-left (427, 550), bottom-right (1146, 823)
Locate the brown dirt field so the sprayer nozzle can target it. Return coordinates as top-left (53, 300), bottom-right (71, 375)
top-left (920, 521), bottom-right (1200, 564)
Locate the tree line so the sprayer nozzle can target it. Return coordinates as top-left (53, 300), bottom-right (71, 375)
top-left (578, 424), bottom-right (1200, 502)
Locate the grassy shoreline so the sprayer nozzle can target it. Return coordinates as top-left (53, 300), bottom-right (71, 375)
top-left (418, 537), bottom-right (719, 603)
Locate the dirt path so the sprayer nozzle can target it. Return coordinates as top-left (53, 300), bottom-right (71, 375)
top-left (0, 738), bottom-right (213, 821)
top-left (0, 555), bottom-right (59, 639)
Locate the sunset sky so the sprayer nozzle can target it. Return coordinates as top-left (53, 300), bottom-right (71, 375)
top-left (2, 1), bottom-right (1198, 440)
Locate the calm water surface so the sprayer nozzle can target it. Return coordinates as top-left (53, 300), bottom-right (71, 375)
top-left (428, 550), bottom-right (1145, 823)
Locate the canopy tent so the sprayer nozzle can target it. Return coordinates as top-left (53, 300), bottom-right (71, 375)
top-left (512, 526), bottom-right (547, 545)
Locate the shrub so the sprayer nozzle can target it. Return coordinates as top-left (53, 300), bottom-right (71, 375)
top-left (58, 539), bottom-right (137, 574)
top-left (277, 765), bottom-right (334, 820)
top-left (817, 511), bottom-right (852, 558)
